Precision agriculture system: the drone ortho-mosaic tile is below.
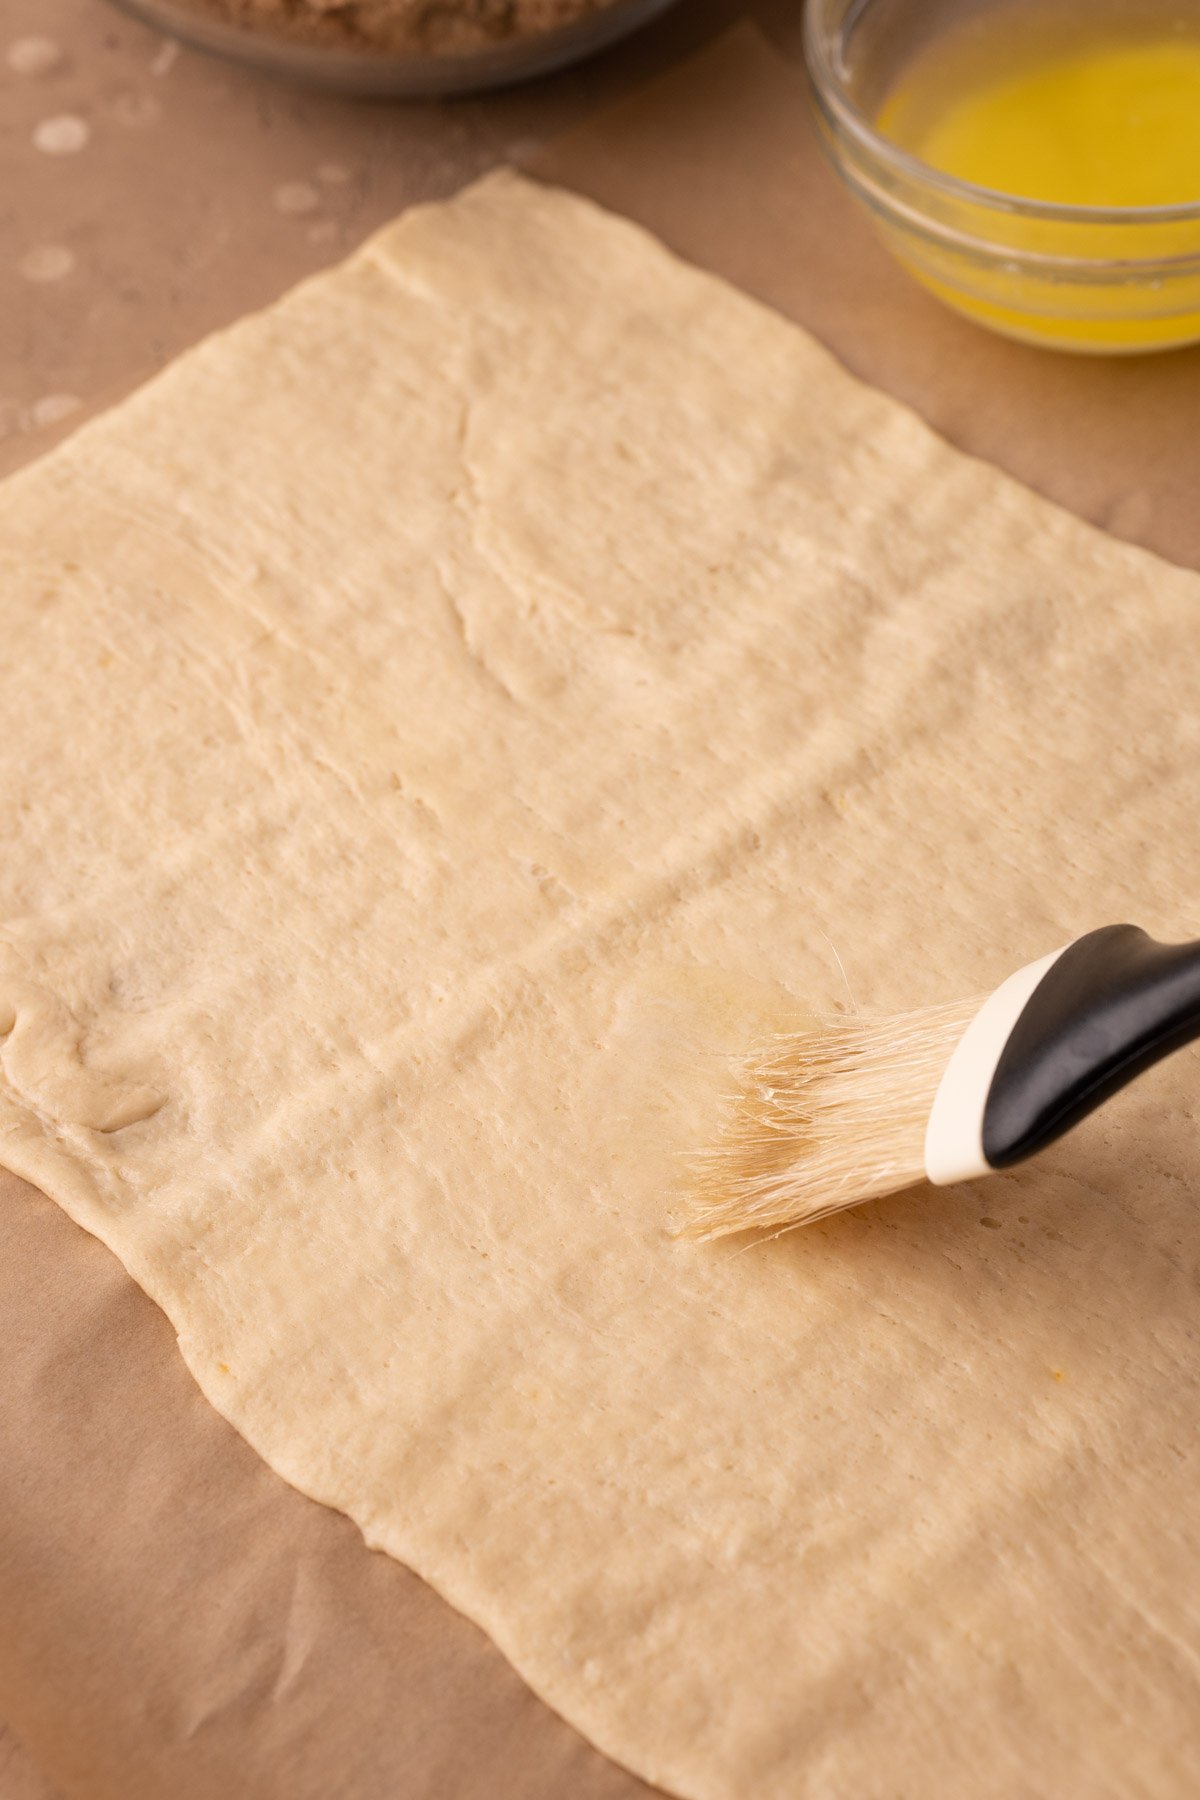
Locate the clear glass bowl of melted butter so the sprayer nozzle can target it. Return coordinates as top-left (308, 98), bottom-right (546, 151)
top-left (805, 0), bottom-right (1200, 352)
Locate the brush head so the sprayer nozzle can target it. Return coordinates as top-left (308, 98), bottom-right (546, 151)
top-left (680, 995), bottom-right (984, 1240)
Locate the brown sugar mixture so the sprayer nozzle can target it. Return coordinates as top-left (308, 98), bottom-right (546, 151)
top-left (181, 0), bottom-right (618, 54)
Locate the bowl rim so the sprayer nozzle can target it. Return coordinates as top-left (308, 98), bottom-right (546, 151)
top-left (106, 0), bottom-right (681, 97)
top-left (802, 0), bottom-right (1200, 227)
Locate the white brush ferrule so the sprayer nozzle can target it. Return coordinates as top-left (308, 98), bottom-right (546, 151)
top-left (923, 948), bottom-right (1067, 1187)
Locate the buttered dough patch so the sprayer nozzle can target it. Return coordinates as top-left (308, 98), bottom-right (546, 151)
top-left (2, 173), bottom-right (1199, 1799)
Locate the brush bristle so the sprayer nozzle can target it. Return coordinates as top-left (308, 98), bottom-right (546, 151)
top-left (679, 995), bottom-right (984, 1240)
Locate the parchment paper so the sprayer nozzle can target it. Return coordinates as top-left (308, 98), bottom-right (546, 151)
top-left (2, 24), bottom-right (1199, 1800)
top-left (0, 1723), bottom-right (60, 1800)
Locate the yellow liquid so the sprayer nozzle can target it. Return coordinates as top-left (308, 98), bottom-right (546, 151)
top-left (876, 3), bottom-right (1200, 350)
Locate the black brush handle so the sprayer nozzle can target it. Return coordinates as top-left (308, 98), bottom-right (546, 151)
top-left (982, 925), bottom-right (1200, 1169)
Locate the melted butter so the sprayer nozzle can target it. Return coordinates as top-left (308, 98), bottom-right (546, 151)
top-left (881, 15), bottom-right (1200, 207)
top-left (876, 2), bottom-right (1200, 349)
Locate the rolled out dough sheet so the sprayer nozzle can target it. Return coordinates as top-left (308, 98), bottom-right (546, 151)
top-left (1, 171), bottom-right (1199, 1799)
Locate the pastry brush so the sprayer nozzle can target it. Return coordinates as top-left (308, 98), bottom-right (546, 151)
top-left (683, 924), bottom-right (1200, 1239)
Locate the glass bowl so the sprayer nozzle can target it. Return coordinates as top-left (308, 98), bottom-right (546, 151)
top-left (803, 0), bottom-right (1200, 354)
top-left (109, 0), bottom-right (681, 97)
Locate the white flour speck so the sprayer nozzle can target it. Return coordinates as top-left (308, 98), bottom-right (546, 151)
top-left (7, 35), bottom-right (64, 76)
top-left (18, 243), bottom-right (76, 283)
top-left (29, 394), bottom-right (82, 429)
top-left (33, 114), bottom-right (90, 155)
top-left (113, 90), bottom-right (162, 128)
top-left (151, 39), bottom-right (179, 76)
top-left (274, 181), bottom-right (320, 216)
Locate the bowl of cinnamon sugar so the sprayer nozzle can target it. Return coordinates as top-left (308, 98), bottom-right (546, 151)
top-left (109, 0), bottom-right (681, 93)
